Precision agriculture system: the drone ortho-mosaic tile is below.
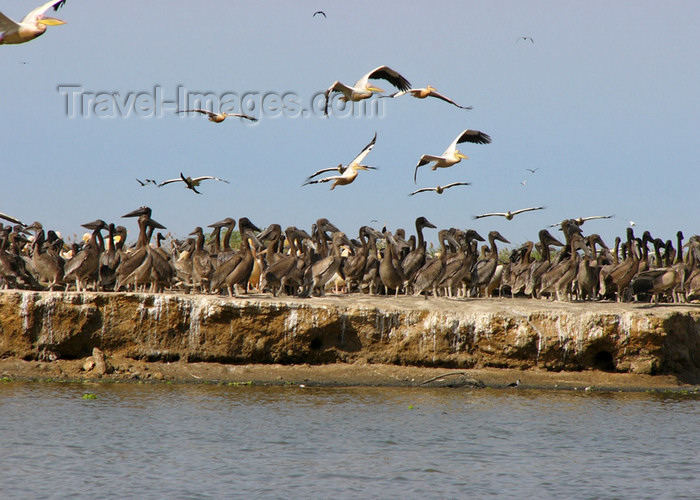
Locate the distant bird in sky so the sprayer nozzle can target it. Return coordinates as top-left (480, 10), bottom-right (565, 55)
top-left (517, 36), bottom-right (534, 44)
top-left (0, 211), bottom-right (24, 226)
top-left (549, 215), bottom-right (614, 227)
top-left (304, 133), bottom-right (377, 190)
top-left (313, 11), bottom-right (326, 18)
top-left (409, 182), bottom-right (471, 196)
top-left (324, 66), bottom-right (411, 116)
top-left (136, 178), bottom-right (157, 187)
top-left (176, 109), bottom-right (257, 123)
top-left (526, 168), bottom-right (539, 173)
top-left (414, 129), bottom-right (491, 183)
top-left (474, 206), bottom-right (545, 220)
top-left (159, 173), bottom-right (230, 194)
top-left (384, 86), bottom-right (472, 110)
top-left (0, 0), bottom-right (68, 45)
top-left (520, 180), bottom-right (527, 187)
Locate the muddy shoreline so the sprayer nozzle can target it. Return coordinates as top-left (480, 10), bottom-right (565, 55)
top-left (1, 357), bottom-right (698, 393)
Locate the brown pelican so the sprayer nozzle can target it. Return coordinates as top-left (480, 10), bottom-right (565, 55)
top-left (26, 221), bottom-right (64, 290)
top-left (414, 129), bottom-right (491, 183)
top-left (304, 231), bottom-right (352, 296)
top-left (409, 182), bottom-right (471, 196)
top-left (384, 86), bottom-right (472, 110)
top-left (471, 231), bottom-right (510, 297)
top-left (210, 218), bottom-right (261, 296)
top-left (324, 66), bottom-right (411, 115)
top-left (303, 133), bottom-right (377, 190)
top-left (189, 227), bottom-right (213, 292)
top-left (379, 231), bottom-right (409, 296)
top-left (401, 217), bottom-right (437, 282)
top-left (159, 173), bottom-right (229, 194)
top-left (0, 1), bottom-right (67, 45)
top-left (64, 219), bottom-right (106, 292)
top-left (474, 207), bottom-right (545, 220)
top-left (413, 230), bottom-right (460, 298)
top-left (176, 109), bottom-right (257, 123)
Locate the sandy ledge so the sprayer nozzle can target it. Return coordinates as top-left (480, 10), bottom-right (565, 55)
top-left (1, 357), bottom-right (698, 393)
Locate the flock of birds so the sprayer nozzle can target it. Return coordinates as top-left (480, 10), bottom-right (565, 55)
top-left (3, 2), bottom-right (698, 303)
top-left (0, 207), bottom-right (699, 304)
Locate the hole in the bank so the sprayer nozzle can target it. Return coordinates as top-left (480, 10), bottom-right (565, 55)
top-left (593, 350), bottom-right (615, 371)
top-left (310, 338), bottom-right (322, 350)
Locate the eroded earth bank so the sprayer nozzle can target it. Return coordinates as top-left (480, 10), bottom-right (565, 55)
top-left (1, 291), bottom-right (699, 390)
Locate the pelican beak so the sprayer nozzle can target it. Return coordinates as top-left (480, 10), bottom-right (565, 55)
top-left (367, 85), bottom-right (385, 93)
top-left (355, 165), bottom-right (370, 171)
top-left (456, 152), bottom-right (468, 160)
top-left (37, 17), bottom-right (66, 26)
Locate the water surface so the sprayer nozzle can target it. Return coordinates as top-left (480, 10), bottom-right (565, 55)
top-left (1, 382), bottom-right (698, 499)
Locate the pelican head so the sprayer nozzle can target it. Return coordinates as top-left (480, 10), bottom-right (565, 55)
top-left (366, 84), bottom-right (385, 93)
top-left (37, 17), bottom-right (66, 26)
top-left (426, 85), bottom-right (435, 91)
top-left (455, 150), bottom-right (468, 160)
top-left (354, 165), bottom-right (371, 171)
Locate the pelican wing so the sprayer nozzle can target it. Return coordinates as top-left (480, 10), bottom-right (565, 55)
top-left (303, 175), bottom-right (342, 186)
top-left (442, 182), bottom-right (471, 190)
top-left (230, 113), bottom-right (258, 122)
top-left (192, 176), bottom-right (230, 184)
top-left (0, 12), bottom-right (20, 31)
top-left (356, 66), bottom-right (412, 92)
top-left (414, 155), bottom-right (442, 183)
top-left (350, 132), bottom-right (377, 166)
top-left (512, 206), bottom-right (545, 215)
top-left (158, 178), bottom-right (184, 187)
top-left (474, 212), bottom-right (506, 219)
top-left (380, 90), bottom-right (408, 99)
top-left (177, 109), bottom-right (217, 119)
top-left (444, 129), bottom-right (491, 156)
top-left (426, 90), bottom-right (473, 110)
top-left (306, 165), bottom-right (343, 180)
top-left (323, 81), bottom-right (353, 115)
top-left (22, 0), bottom-right (66, 23)
top-left (409, 188), bottom-right (434, 196)
top-left (581, 215), bottom-right (613, 221)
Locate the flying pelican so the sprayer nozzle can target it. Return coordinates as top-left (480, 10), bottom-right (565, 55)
top-left (0, 0), bottom-right (67, 45)
top-left (384, 86), bottom-right (472, 110)
top-left (549, 215), bottom-right (614, 228)
top-left (474, 207), bottom-right (545, 220)
top-left (517, 36), bottom-right (534, 44)
top-left (313, 11), bottom-right (326, 18)
top-left (303, 133), bottom-right (377, 190)
top-left (176, 109), bottom-right (257, 123)
top-left (526, 168), bottom-right (539, 173)
top-left (414, 129), bottom-right (491, 183)
top-left (409, 182), bottom-right (471, 196)
top-left (159, 173), bottom-right (230, 194)
top-left (136, 178), bottom-right (157, 187)
top-left (323, 66), bottom-right (411, 115)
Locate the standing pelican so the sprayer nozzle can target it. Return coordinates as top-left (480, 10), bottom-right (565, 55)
top-left (385, 86), bottom-right (472, 110)
top-left (176, 109), bottom-right (257, 123)
top-left (303, 133), bottom-right (377, 190)
top-left (0, 1), bottom-right (67, 45)
top-left (409, 182), bottom-right (471, 196)
top-left (414, 129), bottom-right (491, 183)
top-left (324, 66), bottom-right (411, 115)
top-left (474, 207), bottom-right (545, 220)
top-left (159, 173), bottom-right (230, 194)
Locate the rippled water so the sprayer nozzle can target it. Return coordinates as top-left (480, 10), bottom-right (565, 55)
top-left (1, 382), bottom-right (698, 499)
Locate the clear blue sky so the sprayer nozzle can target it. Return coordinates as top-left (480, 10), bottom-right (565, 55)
top-left (2, 1), bottom-right (699, 248)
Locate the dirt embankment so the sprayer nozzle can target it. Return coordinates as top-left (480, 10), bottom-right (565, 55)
top-left (1, 290), bottom-right (699, 390)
